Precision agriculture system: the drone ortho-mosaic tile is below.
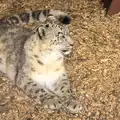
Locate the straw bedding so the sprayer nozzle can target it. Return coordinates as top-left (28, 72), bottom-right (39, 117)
top-left (0, 0), bottom-right (120, 119)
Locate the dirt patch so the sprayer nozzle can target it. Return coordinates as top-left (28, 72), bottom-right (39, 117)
top-left (0, 0), bottom-right (120, 119)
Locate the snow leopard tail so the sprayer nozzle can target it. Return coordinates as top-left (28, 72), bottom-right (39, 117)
top-left (0, 9), bottom-right (71, 26)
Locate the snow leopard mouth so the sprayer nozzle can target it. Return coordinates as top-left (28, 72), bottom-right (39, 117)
top-left (61, 49), bottom-right (71, 56)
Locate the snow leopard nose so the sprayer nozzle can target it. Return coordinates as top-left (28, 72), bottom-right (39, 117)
top-left (70, 42), bottom-right (73, 46)
top-left (68, 39), bottom-right (74, 47)
top-left (67, 36), bottom-right (73, 46)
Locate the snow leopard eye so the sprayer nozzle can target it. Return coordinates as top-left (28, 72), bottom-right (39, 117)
top-left (45, 24), bottom-right (49, 28)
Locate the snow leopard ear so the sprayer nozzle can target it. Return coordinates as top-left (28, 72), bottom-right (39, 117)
top-left (37, 27), bottom-right (46, 40)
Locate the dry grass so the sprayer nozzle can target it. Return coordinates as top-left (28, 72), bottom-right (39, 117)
top-left (0, 0), bottom-right (120, 119)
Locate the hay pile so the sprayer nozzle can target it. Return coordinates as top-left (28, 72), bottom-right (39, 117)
top-left (0, 0), bottom-right (120, 119)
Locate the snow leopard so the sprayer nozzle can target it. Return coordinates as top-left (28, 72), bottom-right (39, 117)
top-left (0, 14), bottom-right (82, 114)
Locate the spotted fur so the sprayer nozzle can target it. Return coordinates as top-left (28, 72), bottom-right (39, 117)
top-left (0, 16), bottom-right (82, 114)
top-left (0, 9), bottom-right (71, 26)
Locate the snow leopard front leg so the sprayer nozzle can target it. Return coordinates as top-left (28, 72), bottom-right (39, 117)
top-left (16, 70), bottom-right (64, 111)
top-left (16, 67), bottom-right (82, 113)
top-left (52, 73), bottom-right (83, 113)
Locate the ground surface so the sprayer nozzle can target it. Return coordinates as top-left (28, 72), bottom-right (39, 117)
top-left (0, 0), bottom-right (120, 120)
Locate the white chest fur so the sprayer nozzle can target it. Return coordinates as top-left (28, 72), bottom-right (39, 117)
top-left (32, 50), bottom-right (65, 90)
